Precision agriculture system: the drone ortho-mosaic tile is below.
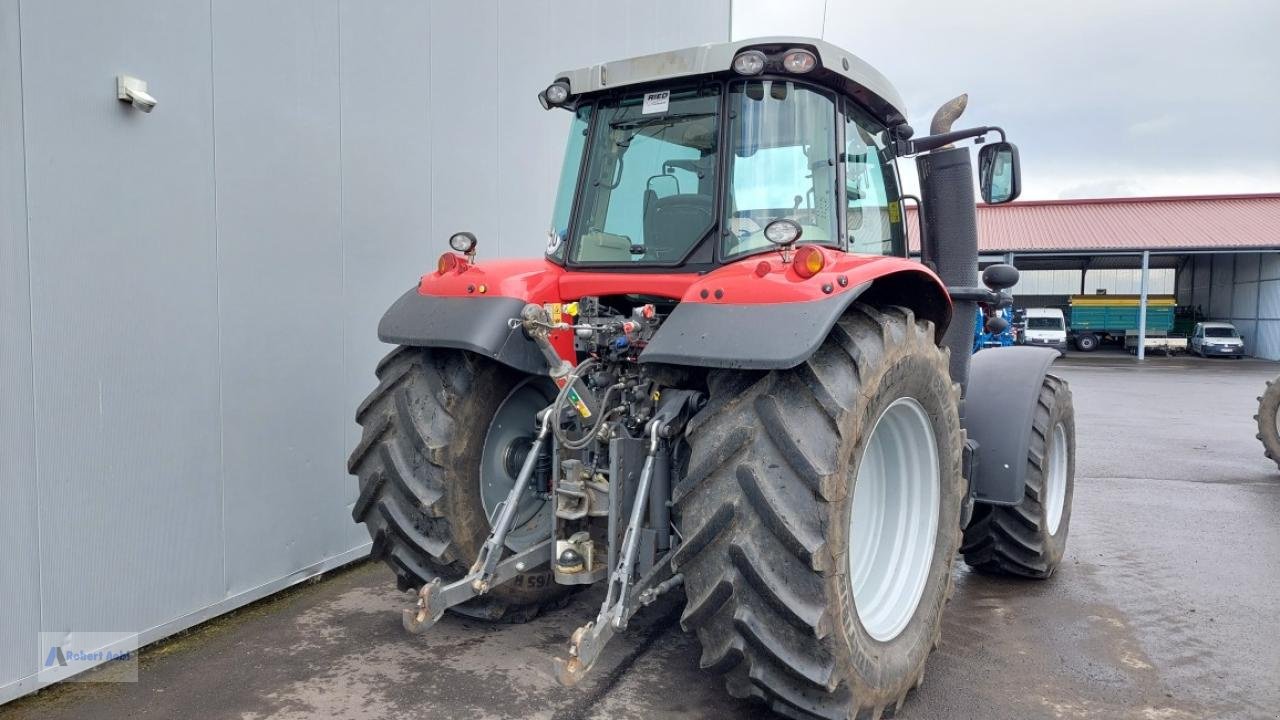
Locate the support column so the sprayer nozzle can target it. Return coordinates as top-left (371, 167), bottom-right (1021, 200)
top-left (1137, 250), bottom-right (1150, 361)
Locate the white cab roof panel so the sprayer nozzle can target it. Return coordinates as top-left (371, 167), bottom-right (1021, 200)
top-left (553, 37), bottom-right (908, 125)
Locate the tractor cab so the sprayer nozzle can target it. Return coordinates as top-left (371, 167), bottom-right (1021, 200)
top-left (540, 39), bottom-right (908, 271)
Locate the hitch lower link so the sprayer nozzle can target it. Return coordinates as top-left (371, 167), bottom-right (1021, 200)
top-left (554, 420), bottom-right (679, 687)
top-left (401, 411), bottom-right (554, 634)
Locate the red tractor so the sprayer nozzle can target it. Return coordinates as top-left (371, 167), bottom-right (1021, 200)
top-left (350, 37), bottom-right (1076, 719)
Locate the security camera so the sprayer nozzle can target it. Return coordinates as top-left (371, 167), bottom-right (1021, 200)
top-left (117, 75), bottom-right (157, 113)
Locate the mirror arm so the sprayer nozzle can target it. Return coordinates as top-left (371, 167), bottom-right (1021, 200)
top-left (893, 125), bottom-right (1006, 156)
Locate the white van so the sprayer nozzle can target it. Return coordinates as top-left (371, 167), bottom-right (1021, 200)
top-left (1023, 308), bottom-right (1068, 355)
top-left (1189, 321), bottom-right (1245, 358)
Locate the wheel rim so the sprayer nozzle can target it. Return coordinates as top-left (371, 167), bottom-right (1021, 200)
top-left (480, 378), bottom-right (555, 551)
top-left (848, 397), bottom-right (940, 643)
top-left (1045, 422), bottom-right (1068, 535)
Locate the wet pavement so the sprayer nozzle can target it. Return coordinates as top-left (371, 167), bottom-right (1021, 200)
top-left (4, 351), bottom-right (1279, 720)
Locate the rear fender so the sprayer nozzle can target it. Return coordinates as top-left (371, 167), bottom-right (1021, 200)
top-left (378, 290), bottom-right (549, 374)
top-left (640, 256), bottom-right (950, 370)
top-left (963, 346), bottom-right (1059, 505)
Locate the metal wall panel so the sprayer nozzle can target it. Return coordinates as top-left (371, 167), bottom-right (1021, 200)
top-left (1235, 252), bottom-right (1261, 283)
top-left (1011, 268), bottom-right (1175, 296)
top-left (1191, 254), bottom-right (1211, 309)
top-left (732, 0), bottom-right (825, 39)
top-left (1233, 318), bottom-right (1257, 355)
top-left (496, 0), bottom-right (569, 260)
top-left (212, 0), bottom-right (350, 594)
top-left (1260, 257), bottom-right (1280, 359)
top-left (1262, 253), bottom-right (1280, 281)
top-left (1083, 268), bottom-right (1174, 295)
top-left (0, 0), bottom-right (43, 698)
top-left (1260, 279), bottom-right (1280, 320)
top-left (1232, 281), bottom-right (1259, 321)
top-left (1175, 263), bottom-right (1191, 305)
top-left (427, 2), bottom-right (500, 253)
top-left (1257, 320), bottom-right (1280, 360)
top-left (1199, 253), bottom-right (1280, 360)
top-left (20, 0), bottom-right (224, 635)
top-left (338, 0), bottom-right (434, 551)
top-left (1209, 255), bottom-right (1235, 319)
top-left (1, 0), bottom-right (731, 701)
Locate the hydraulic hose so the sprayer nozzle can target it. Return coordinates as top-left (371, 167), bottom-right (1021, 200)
top-left (551, 358), bottom-right (625, 451)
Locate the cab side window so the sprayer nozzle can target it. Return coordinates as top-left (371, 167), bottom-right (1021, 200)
top-left (843, 100), bottom-right (904, 256)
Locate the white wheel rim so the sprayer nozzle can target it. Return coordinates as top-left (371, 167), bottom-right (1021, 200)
top-left (849, 397), bottom-right (940, 643)
top-left (1045, 422), bottom-right (1068, 536)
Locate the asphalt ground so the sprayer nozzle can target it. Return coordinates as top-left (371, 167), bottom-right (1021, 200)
top-left (4, 349), bottom-right (1279, 720)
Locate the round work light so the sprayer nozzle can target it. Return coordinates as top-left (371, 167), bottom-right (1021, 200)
top-left (732, 50), bottom-right (766, 75)
top-left (782, 49), bottom-right (817, 74)
top-left (449, 231), bottom-right (478, 254)
top-left (544, 82), bottom-right (571, 105)
top-left (763, 218), bottom-right (803, 246)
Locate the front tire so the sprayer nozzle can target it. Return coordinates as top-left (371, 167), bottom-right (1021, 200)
top-left (348, 347), bottom-right (570, 621)
top-left (961, 374), bottom-right (1075, 578)
top-left (1075, 333), bottom-right (1098, 352)
top-left (673, 305), bottom-right (964, 719)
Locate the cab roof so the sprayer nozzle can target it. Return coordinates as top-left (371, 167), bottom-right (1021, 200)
top-left (553, 36), bottom-right (908, 127)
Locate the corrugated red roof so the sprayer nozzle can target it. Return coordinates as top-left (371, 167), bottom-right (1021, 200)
top-left (905, 193), bottom-right (1280, 254)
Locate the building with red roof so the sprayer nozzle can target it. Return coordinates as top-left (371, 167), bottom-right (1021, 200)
top-left (909, 194), bottom-right (1280, 359)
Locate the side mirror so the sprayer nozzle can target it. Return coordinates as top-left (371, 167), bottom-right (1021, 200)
top-left (978, 141), bottom-right (1021, 204)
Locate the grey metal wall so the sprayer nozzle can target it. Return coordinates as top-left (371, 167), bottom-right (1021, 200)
top-left (1178, 253), bottom-right (1280, 359)
top-left (0, 0), bottom-right (729, 702)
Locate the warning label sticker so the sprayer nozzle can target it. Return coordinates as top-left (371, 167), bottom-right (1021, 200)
top-left (566, 387), bottom-right (592, 418)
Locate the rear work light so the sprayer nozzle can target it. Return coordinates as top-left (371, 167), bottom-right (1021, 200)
top-left (793, 245), bottom-right (826, 278)
top-left (782, 49), bottom-right (817, 74)
top-left (449, 231), bottom-right (478, 254)
top-left (544, 82), bottom-right (570, 105)
top-left (732, 50), bottom-right (766, 75)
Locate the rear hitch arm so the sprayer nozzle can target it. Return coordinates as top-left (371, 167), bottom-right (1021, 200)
top-left (554, 391), bottom-right (705, 685)
top-left (402, 412), bottom-right (554, 634)
top-left (554, 420), bottom-right (664, 686)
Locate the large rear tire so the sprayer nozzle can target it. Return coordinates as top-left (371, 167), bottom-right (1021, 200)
top-left (673, 305), bottom-right (965, 719)
top-left (1254, 378), bottom-right (1280, 471)
top-left (961, 374), bottom-right (1075, 578)
top-left (348, 346), bottom-right (570, 621)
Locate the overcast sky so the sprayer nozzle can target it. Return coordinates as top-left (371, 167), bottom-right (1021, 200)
top-left (734, 0), bottom-right (1280, 200)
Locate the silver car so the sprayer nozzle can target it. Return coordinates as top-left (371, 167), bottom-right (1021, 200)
top-left (1190, 321), bottom-right (1245, 358)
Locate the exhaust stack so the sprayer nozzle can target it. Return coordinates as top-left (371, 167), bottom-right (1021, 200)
top-left (917, 94), bottom-right (980, 389)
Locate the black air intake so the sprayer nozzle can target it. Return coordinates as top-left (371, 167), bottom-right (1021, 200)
top-left (916, 146), bottom-right (979, 390)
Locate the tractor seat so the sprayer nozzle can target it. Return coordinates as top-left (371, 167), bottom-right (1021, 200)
top-left (642, 193), bottom-right (713, 261)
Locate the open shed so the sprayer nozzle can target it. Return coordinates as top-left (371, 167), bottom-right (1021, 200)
top-left (910, 193), bottom-right (1280, 359)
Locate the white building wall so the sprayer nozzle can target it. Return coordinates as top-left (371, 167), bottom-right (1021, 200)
top-left (1011, 268), bottom-right (1174, 295)
top-left (0, 0), bottom-right (729, 703)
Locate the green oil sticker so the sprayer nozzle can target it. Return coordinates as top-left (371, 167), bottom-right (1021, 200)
top-left (566, 387), bottom-right (592, 418)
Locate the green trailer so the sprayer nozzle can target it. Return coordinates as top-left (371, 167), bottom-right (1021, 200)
top-left (1068, 295), bottom-right (1177, 352)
